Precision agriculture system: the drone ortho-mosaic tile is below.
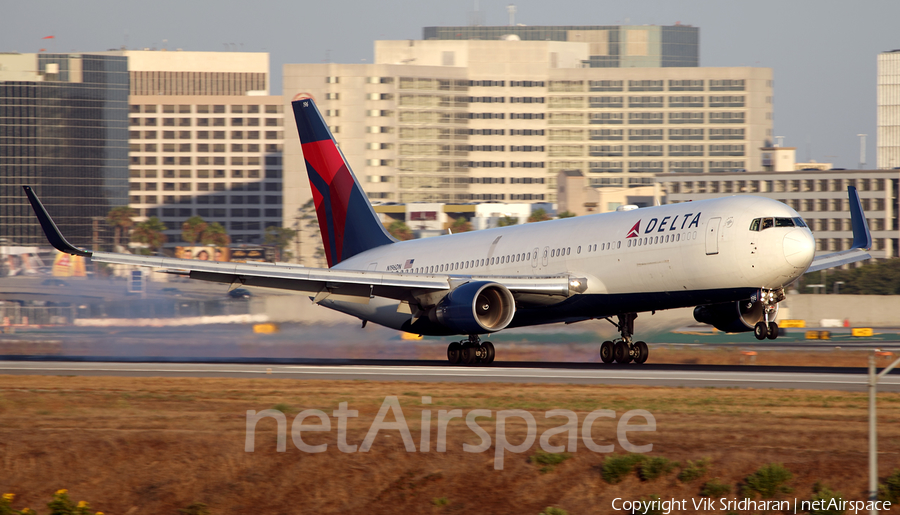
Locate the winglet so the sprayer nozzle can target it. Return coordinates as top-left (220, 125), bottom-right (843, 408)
top-left (22, 185), bottom-right (92, 257)
top-left (847, 185), bottom-right (872, 250)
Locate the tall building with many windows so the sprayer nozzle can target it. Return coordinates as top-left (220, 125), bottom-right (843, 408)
top-left (878, 50), bottom-right (900, 169)
top-left (283, 38), bottom-right (772, 226)
top-left (101, 50), bottom-right (284, 246)
top-left (0, 52), bottom-right (129, 247)
top-left (423, 24), bottom-right (700, 68)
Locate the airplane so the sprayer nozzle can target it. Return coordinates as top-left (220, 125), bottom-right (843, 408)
top-left (22, 98), bottom-right (873, 366)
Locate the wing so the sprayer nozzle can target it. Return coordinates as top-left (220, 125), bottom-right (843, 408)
top-left (22, 186), bottom-right (585, 306)
top-left (805, 185), bottom-right (872, 273)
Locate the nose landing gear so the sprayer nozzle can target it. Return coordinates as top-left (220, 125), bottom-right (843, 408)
top-left (600, 313), bottom-right (649, 365)
top-left (753, 289), bottom-right (783, 340)
top-left (447, 335), bottom-right (495, 365)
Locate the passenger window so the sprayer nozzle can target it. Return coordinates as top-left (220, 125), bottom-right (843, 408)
top-left (577, 246), bottom-right (581, 253)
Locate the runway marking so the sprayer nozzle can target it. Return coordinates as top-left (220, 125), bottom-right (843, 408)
top-left (1, 363), bottom-right (898, 389)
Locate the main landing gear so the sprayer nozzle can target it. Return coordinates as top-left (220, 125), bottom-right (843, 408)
top-left (753, 289), bottom-right (782, 341)
top-left (600, 313), bottom-right (649, 365)
top-left (447, 335), bottom-right (495, 365)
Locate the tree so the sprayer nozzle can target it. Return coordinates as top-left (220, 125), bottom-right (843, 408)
top-left (798, 259), bottom-right (900, 295)
top-left (387, 220), bottom-right (413, 240)
top-left (131, 217), bottom-right (168, 254)
top-left (265, 225), bottom-right (297, 261)
top-left (498, 215), bottom-right (518, 227)
top-left (181, 216), bottom-right (208, 245)
top-left (293, 199), bottom-right (324, 266)
top-left (450, 216), bottom-right (472, 233)
top-left (201, 222), bottom-right (231, 246)
top-left (528, 208), bottom-right (552, 223)
top-left (557, 210), bottom-right (576, 219)
top-left (106, 206), bottom-right (136, 251)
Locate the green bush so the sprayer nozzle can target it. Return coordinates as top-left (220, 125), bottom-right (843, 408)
top-left (539, 508), bottom-right (568, 515)
top-left (601, 454), bottom-right (646, 484)
top-left (879, 468), bottom-right (900, 503)
top-left (640, 457), bottom-right (677, 481)
top-left (809, 483), bottom-right (845, 515)
top-left (530, 450), bottom-right (571, 473)
top-left (178, 503), bottom-right (210, 515)
top-left (701, 478), bottom-right (732, 497)
top-left (432, 497), bottom-right (449, 507)
top-left (271, 403), bottom-right (291, 413)
top-left (744, 463), bottom-right (793, 498)
top-left (678, 457), bottom-right (710, 482)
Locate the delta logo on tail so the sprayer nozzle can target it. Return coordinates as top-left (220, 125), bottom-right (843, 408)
top-left (626, 220), bottom-right (641, 238)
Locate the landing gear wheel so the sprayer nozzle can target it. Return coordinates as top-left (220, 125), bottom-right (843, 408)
top-left (461, 344), bottom-right (478, 365)
top-left (633, 341), bottom-right (649, 364)
top-left (613, 341), bottom-right (633, 364)
top-left (480, 341), bottom-right (495, 364)
top-left (754, 321), bottom-right (768, 340)
top-left (447, 341), bottom-right (462, 365)
top-left (767, 321), bottom-right (779, 340)
top-left (600, 341), bottom-right (614, 364)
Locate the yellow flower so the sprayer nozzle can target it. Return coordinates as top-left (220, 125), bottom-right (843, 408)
top-left (55, 489), bottom-right (68, 495)
top-left (77, 500), bottom-right (88, 508)
top-left (2, 493), bottom-right (13, 502)
top-left (96, 512), bottom-right (104, 515)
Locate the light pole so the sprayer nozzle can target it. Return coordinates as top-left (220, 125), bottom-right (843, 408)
top-left (869, 351), bottom-right (900, 514)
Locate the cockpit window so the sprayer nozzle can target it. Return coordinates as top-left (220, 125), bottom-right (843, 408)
top-left (750, 216), bottom-right (808, 231)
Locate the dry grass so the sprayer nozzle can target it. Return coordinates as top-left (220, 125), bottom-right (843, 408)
top-left (0, 375), bottom-right (899, 514)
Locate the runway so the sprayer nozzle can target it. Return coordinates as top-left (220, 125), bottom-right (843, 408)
top-left (1, 359), bottom-right (898, 391)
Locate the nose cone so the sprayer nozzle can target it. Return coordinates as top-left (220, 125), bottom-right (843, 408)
top-left (783, 229), bottom-right (815, 268)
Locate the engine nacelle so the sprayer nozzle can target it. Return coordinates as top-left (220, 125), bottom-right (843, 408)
top-left (693, 299), bottom-right (777, 333)
top-left (431, 281), bottom-right (516, 334)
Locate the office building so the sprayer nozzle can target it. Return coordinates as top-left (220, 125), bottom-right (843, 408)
top-left (283, 37), bottom-right (772, 226)
top-left (878, 50), bottom-right (900, 169)
top-left (423, 24), bottom-right (700, 68)
top-left (102, 50), bottom-right (284, 245)
top-left (0, 52), bottom-right (129, 248)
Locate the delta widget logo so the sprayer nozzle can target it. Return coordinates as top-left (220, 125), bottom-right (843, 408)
top-left (626, 220), bottom-right (641, 238)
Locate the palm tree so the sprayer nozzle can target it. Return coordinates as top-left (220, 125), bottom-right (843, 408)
top-left (450, 216), bottom-right (472, 233)
top-left (528, 208), bottom-right (551, 223)
top-left (201, 222), bottom-right (231, 246)
top-left (106, 206), bottom-right (136, 251)
top-left (131, 217), bottom-right (168, 254)
top-left (387, 220), bottom-right (413, 240)
top-left (498, 215), bottom-right (518, 227)
top-left (181, 216), bottom-right (208, 245)
top-left (264, 226), bottom-right (297, 261)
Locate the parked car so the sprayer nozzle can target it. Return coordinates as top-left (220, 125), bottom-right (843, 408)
top-left (227, 288), bottom-right (252, 299)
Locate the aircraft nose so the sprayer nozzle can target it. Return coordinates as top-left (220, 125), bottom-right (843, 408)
top-left (783, 229), bottom-right (815, 268)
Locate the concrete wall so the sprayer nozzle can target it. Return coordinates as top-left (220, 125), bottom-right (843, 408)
top-left (780, 294), bottom-right (900, 327)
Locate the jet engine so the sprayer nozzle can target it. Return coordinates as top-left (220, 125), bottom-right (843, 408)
top-left (430, 281), bottom-right (516, 334)
top-left (693, 298), bottom-right (777, 333)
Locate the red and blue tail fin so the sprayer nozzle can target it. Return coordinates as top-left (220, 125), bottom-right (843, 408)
top-left (292, 99), bottom-right (395, 267)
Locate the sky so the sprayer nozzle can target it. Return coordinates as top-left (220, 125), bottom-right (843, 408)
top-left (3, 0), bottom-right (899, 169)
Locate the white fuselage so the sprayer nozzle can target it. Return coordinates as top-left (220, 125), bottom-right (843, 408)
top-left (324, 195), bottom-right (816, 332)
